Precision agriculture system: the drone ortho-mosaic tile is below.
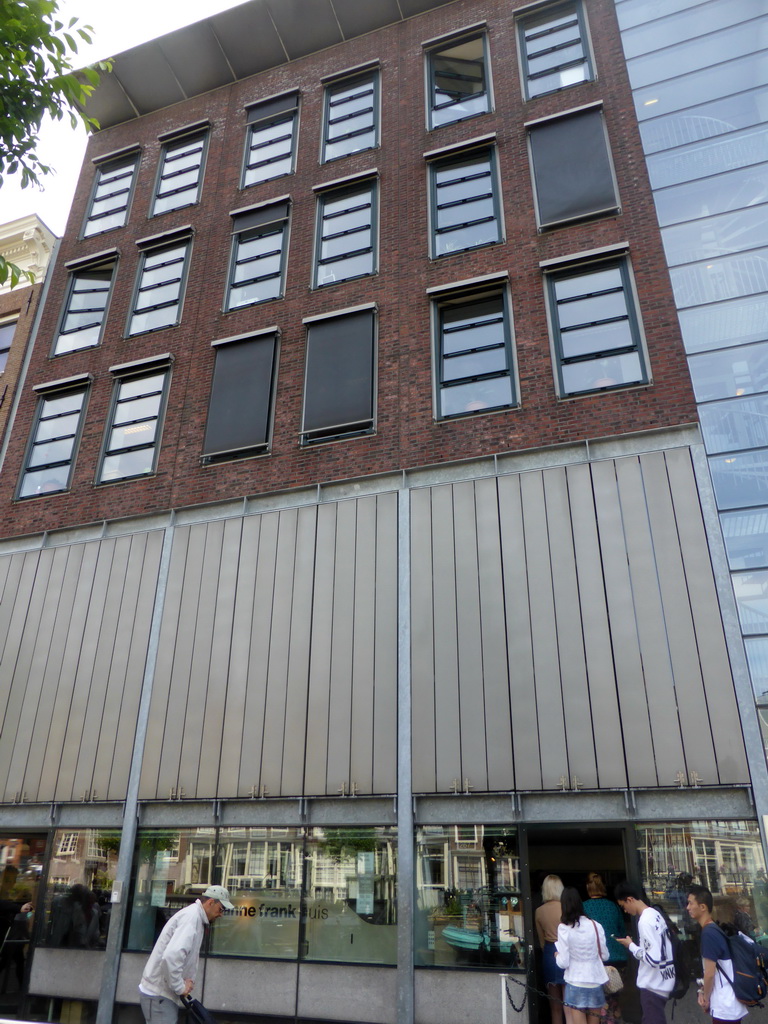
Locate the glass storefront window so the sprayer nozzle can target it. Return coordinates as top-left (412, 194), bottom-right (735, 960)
top-left (636, 821), bottom-right (768, 942)
top-left (415, 825), bottom-right (522, 969)
top-left (212, 827), bottom-right (302, 960)
top-left (301, 827), bottom-right (397, 964)
top-left (126, 828), bottom-right (215, 951)
top-left (42, 829), bottom-right (120, 948)
top-left (126, 826), bottom-right (397, 965)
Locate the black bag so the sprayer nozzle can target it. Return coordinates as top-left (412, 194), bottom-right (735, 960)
top-left (652, 904), bottom-right (691, 1002)
top-left (182, 996), bottom-right (217, 1024)
top-left (715, 925), bottom-right (768, 1007)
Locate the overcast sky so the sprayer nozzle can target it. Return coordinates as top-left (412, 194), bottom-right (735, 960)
top-left (0, 0), bottom-right (248, 236)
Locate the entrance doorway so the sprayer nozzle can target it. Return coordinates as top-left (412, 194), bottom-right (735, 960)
top-left (0, 834), bottom-right (46, 1018)
top-left (525, 826), bottom-right (636, 1024)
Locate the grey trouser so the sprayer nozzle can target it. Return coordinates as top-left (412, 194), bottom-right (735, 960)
top-left (140, 993), bottom-right (179, 1024)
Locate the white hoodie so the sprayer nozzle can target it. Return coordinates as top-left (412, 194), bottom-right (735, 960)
top-left (139, 900), bottom-right (208, 1004)
top-left (628, 907), bottom-right (676, 998)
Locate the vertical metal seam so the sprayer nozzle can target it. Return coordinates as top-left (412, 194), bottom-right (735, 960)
top-left (397, 487), bottom-right (414, 1024)
top-left (95, 520), bottom-right (176, 1024)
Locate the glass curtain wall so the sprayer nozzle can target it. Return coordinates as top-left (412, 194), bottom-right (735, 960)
top-left (126, 826), bottom-right (397, 965)
top-left (614, 0), bottom-right (768, 729)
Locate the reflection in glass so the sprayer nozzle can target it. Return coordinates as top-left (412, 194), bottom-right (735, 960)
top-left (415, 825), bottom-right (522, 969)
top-left (662, 203), bottom-right (768, 267)
top-left (722, 509), bottom-right (768, 569)
top-left (621, 0), bottom-right (758, 61)
top-left (647, 124), bottom-right (768, 191)
top-left (42, 829), bottom-right (119, 948)
top-left (127, 829), bottom-right (216, 952)
top-left (654, 163), bottom-right (768, 228)
top-left (636, 821), bottom-right (768, 942)
top-left (710, 450), bottom-right (768, 510)
top-left (642, 88), bottom-right (768, 157)
top-left (700, 394), bottom-right (768, 454)
top-left (431, 35), bottom-right (489, 128)
top-left (747, 638), bottom-right (768, 701)
top-left (679, 294), bottom-right (768, 353)
top-left (733, 571), bottom-right (768, 636)
top-left (689, 343), bottom-right (768, 401)
top-left (670, 248), bottom-right (768, 309)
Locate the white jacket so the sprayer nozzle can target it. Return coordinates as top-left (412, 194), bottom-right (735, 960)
top-left (139, 900), bottom-right (208, 1004)
top-left (556, 917), bottom-right (609, 987)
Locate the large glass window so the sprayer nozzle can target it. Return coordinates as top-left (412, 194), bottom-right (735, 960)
top-left (547, 258), bottom-right (648, 397)
top-left (430, 148), bottom-right (501, 257)
top-left (0, 318), bottom-right (16, 373)
top-left (322, 72), bottom-right (378, 163)
top-left (636, 821), bottom-right (768, 942)
top-left (203, 333), bottom-right (278, 460)
top-left (54, 261), bottom-right (115, 355)
top-left (243, 94), bottom-right (298, 188)
top-left (302, 309), bottom-right (375, 445)
top-left (528, 108), bottom-right (619, 228)
top-left (315, 181), bottom-right (376, 287)
top-left (518, 1), bottom-right (593, 100)
top-left (127, 827), bottom-right (397, 965)
top-left (427, 34), bottom-right (490, 129)
top-left (151, 130), bottom-right (208, 217)
top-left (710, 450), bottom-right (768, 510)
top-left (83, 154), bottom-right (138, 237)
top-left (18, 387), bottom-right (88, 498)
top-left (688, 343), bottom-right (768, 402)
top-left (128, 238), bottom-right (191, 336)
top-left (227, 202), bottom-right (288, 310)
top-left (415, 825), bottom-right (522, 969)
top-left (434, 288), bottom-right (516, 419)
top-left (99, 368), bottom-right (169, 483)
top-left (41, 829), bottom-right (120, 948)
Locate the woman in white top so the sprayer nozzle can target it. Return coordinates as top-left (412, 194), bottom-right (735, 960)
top-left (555, 887), bottom-right (610, 1024)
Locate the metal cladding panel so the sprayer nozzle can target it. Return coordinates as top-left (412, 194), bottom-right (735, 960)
top-left (410, 450), bottom-right (748, 793)
top-left (265, 0), bottom-right (343, 59)
top-left (0, 534), bottom-right (162, 805)
top-left (158, 24), bottom-right (238, 97)
top-left (209, 4), bottom-right (289, 78)
top-left (331, 0), bottom-right (404, 38)
top-left (113, 43), bottom-right (187, 115)
top-left (140, 496), bottom-right (397, 801)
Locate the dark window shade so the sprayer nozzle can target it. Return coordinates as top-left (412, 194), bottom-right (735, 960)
top-left (232, 201), bottom-right (289, 234)
top-left (203, 335), bottom-right (277, 455)
top-left (529, 109), bottom-right (618, 226)
top-left (247, 94), bottom-right (298, 124)
top-left (304, 311), bottom-right (374, 436)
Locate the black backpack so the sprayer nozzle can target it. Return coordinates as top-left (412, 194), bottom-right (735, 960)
top-left (652, 904), bottom-right (691, 1002)
top-left (714, 924), bottom-right (768, 1007)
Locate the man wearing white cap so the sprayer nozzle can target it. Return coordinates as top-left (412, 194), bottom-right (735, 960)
top-left (139, 885), bottom-right (234, 1024)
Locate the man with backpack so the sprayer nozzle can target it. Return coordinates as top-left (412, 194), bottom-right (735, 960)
top-left (614, 882), bottom-right (675, 1024)
top-left (686, 884), bottom-right (749, 1023)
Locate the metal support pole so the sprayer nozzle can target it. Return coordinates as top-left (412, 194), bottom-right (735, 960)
top-left (396, 488), bottom-right (414, 1024)
top-left (95, 522), bottom-right (176, 1024)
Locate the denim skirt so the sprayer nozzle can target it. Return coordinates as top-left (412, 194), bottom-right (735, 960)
top-left (564, 983), bottom-right (606, 1010)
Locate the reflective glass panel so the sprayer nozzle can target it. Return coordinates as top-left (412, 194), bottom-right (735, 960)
top-left (633, 51), bottom-right (768, 122)
top-left (561, 352), bottom-right (644, 395)
top-left (415, 825), bottom-right (522, 968)
top-left (440, 376), bottom-right (514, 417)
top-left (746, 638), bottom-right (768, 701)
top-left (654, 163), bottom-right (768, 228)
top-left (734, 570), bottom-right (768, 636)
top-left (700, 394), bottom-right (768, 454)
top-left (126, 829), bottom-right (216, 951)
top-left (647, 125), bottom-right (768, 190)
top-left (689, 343), bottom-right (768, 401)
top-left (622, 0), bottom-right (758, 60)
top-left (709, 450), bottom-right (768, 510)
top-left (662, 203), bottom-right (768, 267)
top-left (42, 829), bottom-right (120, 948)
top-left (626, 22), bottom-right (766, 91)
top-left (636, 822), bottom-right (768, 943)
top-left (641, 87), bottom-right (768, 156)
top-left (431, 35), bottom-right (489, 128)
top-left (670, 247), bottom-right (768, 308)
top-left (721, 509), bottom-right (768, 569)
top-left (679, 294), bottom-right (768, 353)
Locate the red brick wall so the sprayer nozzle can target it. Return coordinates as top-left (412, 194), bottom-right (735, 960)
top-left (0, 0), bottom-right (697, 537)
top-left (0, 282), bottom-right (43, 449)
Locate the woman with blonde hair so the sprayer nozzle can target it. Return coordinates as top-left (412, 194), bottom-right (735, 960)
top-left (536, 875), bottom-right (566, 1024)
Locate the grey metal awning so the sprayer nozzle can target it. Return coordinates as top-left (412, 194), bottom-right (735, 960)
top-left (83, 0), bottom-right (459, 129)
